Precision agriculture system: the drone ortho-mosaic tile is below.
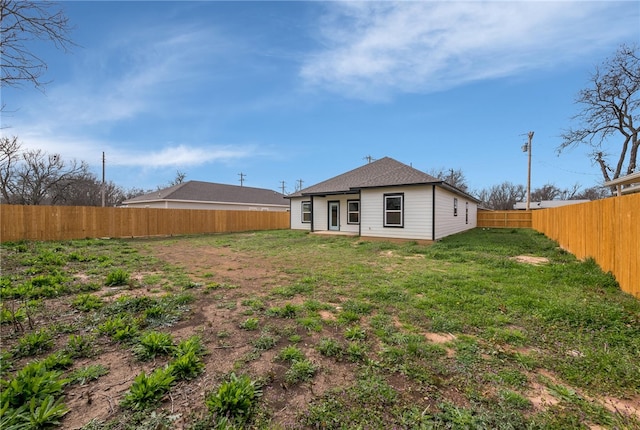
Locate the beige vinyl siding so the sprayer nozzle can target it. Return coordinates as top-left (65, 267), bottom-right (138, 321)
top-left (360, 186), bottom-right (432, 240)
top-left (433, 188), bottom-right (477, 239)
top-left (289, 197), bottom-right (311, 230)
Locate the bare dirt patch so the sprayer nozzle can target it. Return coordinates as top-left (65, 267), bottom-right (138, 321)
top-left (511, 255), bottom-right (550, 265)
top-left (59, 239), bottom-right (361, 429)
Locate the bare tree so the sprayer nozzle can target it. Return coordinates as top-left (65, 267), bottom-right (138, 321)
top-left (572, 185), bottom-right (610, 201)
top-left (428, 167), bottom-right (469, 192)
top-left (476, 182), bottom-right (525, 210)
top-left (167, 170), bottom-right (187, 187)
top-left (559, 44), bottom-right (639, 188)
top-left (0, 135), bottom-right (20, 202)
top-left (1, 0), bottom-right (74, 92)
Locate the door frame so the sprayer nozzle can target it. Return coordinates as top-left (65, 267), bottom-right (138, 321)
top-left (328, 201), bottom-right (340, 231)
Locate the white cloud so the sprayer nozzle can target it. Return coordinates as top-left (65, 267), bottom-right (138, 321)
top-left (112, 144), bottom-right (257, 168)
top-left (301, 1), bottom-right (637, 100)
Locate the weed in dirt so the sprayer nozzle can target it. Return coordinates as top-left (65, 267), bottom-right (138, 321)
top-left (68, 364), bottom-right (109, 386)
top-left (121, 367), bottom-right (175, 411)
top-left (276, 345), bottom-right (305, 363)
top-left (65, 334), bottom-right (97, 358)
top-left (239, 317), bottom-right (259, 330)
top-left (71, 294), bottom-right (104, 312)
top-left (105, 269), bottom-right (130, 286)
top-left (205, 373), bottom-right (262, 426)
top-left (133, 331), bottom-right (175, 360)
top-left (169, 351), bottom-right (204, 380)
top-left (285, 359), bottom-right (317, 384)
top-left (316, 337), bottom-right (343, 359)
top-left (251, 333), bottom-right (277, 352)
top-left (15, 329), bottom-right (54, 357)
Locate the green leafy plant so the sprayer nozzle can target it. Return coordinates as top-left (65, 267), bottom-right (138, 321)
top-left (251, 334), bottom-right (277, 351)
top-left (105, 269), bottom-right (130, 286)
top-left (15, 329), bottom-right (53, 357)
top-left (68, 364), bottom-right (109, 385)
top-left (65, 334), bottom-right (96, 358)
top-left (0, 361), bottom-right (67, 409)
top-left (168, 351), bottom-right (204, 380)
top-left (40, 351), bottom-right (74, 371)
top-left (174, 335), bottom-right (206, 357)
top-left (121, 367), bottom-right (175, 410)
top-left (316, 337), bottom-right (343, 358)
top-left (285, 359), bottom-right (317, 384)
top-left (133, 331), bottom-right (175, 360)
top-left (205, 373), bottom-right (262, 424)
top-left (277, 345), bottom-right (305, 363)
top-left (344, 325), bottom-right (367, 341)
top-left (239, 317), bottom-right (259, 330)
top-left (26, 394), bottom-right (69, 428)
top-left (71, 294), bottom-right (104, 311)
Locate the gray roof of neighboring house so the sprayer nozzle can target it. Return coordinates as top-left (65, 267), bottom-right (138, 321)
top-left (287, 157), bottom-right (479, 202)
top-left (123, 181), bottom-right (288, 206)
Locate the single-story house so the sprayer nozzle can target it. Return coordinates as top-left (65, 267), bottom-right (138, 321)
top-left (286, 157), bottom-right (480, 241)
top-left (122, 180), bottom-right (289, 212)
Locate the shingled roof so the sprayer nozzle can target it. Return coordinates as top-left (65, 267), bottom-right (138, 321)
top-left (123, 181), bottom-right (288, 206)
top-left (288, 157), bottom-right (441, 197)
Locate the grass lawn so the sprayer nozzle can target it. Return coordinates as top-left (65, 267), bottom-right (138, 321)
top-left (1, 228), bottom-right (639, 429)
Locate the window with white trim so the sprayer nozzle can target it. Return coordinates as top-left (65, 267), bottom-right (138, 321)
top-left (347, 200), bottom-right (360, 224)
top-left (384, 194), bottom-right (403, 227)
top-left (301, 201), bottom-right (311, 223)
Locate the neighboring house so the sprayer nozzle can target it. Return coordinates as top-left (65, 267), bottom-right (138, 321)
top-left (122, 180), bottom-right (289, 212)
top-left (513, 200), bottom-right (590, 210)
top-left (287, 157), bottom-right (480, 241)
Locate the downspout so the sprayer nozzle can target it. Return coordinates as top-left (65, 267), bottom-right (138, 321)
top-left (432, 185), bottom-right (436, 240)
top-left (358, 190), bottom-right (362, 237)
top-left (310, 196), bottom-right (314, 232)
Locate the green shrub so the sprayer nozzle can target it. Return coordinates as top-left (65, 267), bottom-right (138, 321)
top-left (105, 269), bottom-right (129, 286)
top-left (121, 367), bottom-right (175, 410)
top-left (205, 373), bottom-right (262, 424)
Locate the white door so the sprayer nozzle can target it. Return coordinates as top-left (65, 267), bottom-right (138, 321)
top-left (328, 202), bottom-right (340, 231)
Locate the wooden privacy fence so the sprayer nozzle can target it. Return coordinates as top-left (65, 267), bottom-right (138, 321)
top-left (532, 194), bottom-right (639, 299)
top-left (477, 210), bottom-right (532, 228)
top-left (0, 205), bottom-right (290, 242)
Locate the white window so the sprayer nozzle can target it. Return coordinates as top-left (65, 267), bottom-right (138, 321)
top-left (384, 194), bottom-right (403, 227)
top-left (301, 201), bottom-right (311, 223)
top-left (347, 200), bottom-right (360, 224)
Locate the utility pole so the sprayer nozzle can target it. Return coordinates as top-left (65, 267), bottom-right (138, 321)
top-left (521, 132), bottom-right (534, 211)
top-left (238, 172), bottom-right (246, 187)
top-left (101, 152), bottom-right (105, 207)
top-left (296, 179), bottom-right (304, 191)
top-left (364, 155), bottom-right (374, 163)
top-left (280, 181), bottom-right (286, 195)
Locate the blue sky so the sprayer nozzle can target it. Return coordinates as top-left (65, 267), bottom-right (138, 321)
top-left (2, 1), bottom-right (639, 196)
